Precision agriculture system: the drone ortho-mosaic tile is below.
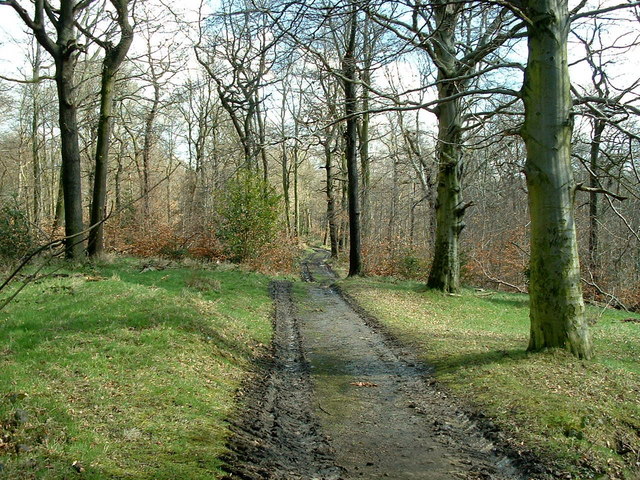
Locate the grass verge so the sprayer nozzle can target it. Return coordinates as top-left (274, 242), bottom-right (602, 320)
top-left (340, 276), bottom-right (640, 479)
top-left (0, 257), bottom-right (272, 479)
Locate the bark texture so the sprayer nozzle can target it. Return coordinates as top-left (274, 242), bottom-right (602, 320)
top-left (426, 2), bottom-right (464, 293)
top-left (521, 0), bottom-right (593, 358)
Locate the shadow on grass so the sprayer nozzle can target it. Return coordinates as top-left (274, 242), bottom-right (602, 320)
top-left (1, 270), bottom-right (264, 362)
top-left (434, 348), bottom-right (529, 375)
top-left (483, 295), bottom-right (529, 309)
top-left (350, 279), bottom-right (530, 309)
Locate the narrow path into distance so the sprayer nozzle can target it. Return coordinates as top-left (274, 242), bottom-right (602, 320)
top-left (224, 249), bottom-right (526, 479)
top-left (299, 249), bottom-right (523, 479)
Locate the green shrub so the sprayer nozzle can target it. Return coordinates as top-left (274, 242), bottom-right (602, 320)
top-left (399, 252), bottom-right (422, 278)
top-left (217, 170), bottom-right (281, 261)
top-left (0, 202), bottom-right (33, 259)
top-left (395, 249), bottom-right (429, 279)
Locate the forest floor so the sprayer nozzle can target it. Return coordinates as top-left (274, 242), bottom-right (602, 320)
top-left (224, 249), bottom-right (532, 479)
top-left (0, 258), bottom-right (274, 479)
top-left (2, 251), bottom-right (636, 479)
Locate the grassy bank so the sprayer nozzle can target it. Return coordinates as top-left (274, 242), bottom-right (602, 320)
top-left (340, 277), bottom-right (640, 479)
top-left (0, 257), bottom-right (272, 479)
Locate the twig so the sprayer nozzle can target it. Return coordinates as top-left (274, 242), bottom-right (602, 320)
top-left (581, 272), bottom-right (629, 312)
top-left (575, 183), bottom-right (628, 201)
top-left (474, 258), bottom-right (527, 293)
top-left (0, 259), bottom-right (64, 312)
top-left (0, 209), bottom-right (114, 310)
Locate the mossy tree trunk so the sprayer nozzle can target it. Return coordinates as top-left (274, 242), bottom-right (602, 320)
top-left (521, 0), bottom-right (593, 359)
top-left (426, 1), bottom-right (466, 293)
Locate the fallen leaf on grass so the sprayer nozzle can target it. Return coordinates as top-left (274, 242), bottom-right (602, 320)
top-left (84, 276), bottom-right (105, 282)
top-left (350, 381), bottom-right (378, 387)
top-left (72, 460), bottom-right (85, 473)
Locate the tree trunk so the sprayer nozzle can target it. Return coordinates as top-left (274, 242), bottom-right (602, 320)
top-left (522, 0), bottom-right (592, 359)
top-left (588, 118), bottom-right (605, 280)
top-left (358, 12), bottom-right (377, 245)
top-left (388, 154), bottom-right (398, 242)
top-left (426, 100), bottom-right (464, 292)
top-left (56, 56), bottom-right (84, 258)
top-left (426, 2), bottom-right (464, 292)
top-left (282, 142), bottom-right (291, 235)
top-left (339, 148), bottom-right (348, 252)
top-left (280, 94), bottom-right (291, 235)
top-left (344, 5), bottom-right (362, 276)
top-left (53, 164), bottom-right (64, 230)
top-left (115, 141), bottom-right (123, 214)
top-left (256, 93), bottom-right (268, 185)
top-left (359, 75), bottom-right (371, 243)
top-left (293, 143), bottom-right (300, 236)
top-left (87, 72), bottom-right (116, 256)
top-left (325, 135), bottom-right (339, 258)
top-left (142, 83), bottom-right (160, 221)
top-left (88, 1), bottom-right (133, 256)
top-left (359, 106), bottom-right (370, 243)
top-left (31, 44), bottom-right (42, 227)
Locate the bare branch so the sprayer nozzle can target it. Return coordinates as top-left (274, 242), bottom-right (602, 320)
top-left (0, 73), bottom-right (55, 83)
top-left (575, 183), bottom-right (628, 201)
top-left (571, 1), bottom-right (640, 22)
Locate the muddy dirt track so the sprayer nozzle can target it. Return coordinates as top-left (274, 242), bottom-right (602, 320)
top-left (223, 249), bottom-right (531, 480)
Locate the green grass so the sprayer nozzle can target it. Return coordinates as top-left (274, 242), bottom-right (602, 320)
top-left (0, 257), bottom-right (272, 479)
top-left (340, 277), bottom-right (640, 479)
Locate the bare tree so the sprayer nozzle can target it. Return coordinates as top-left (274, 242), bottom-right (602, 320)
top-left (371, 1), bottom-right (524, 292)
top-left (0, 0), bottom-right (100, 258)
top-left (195, 0), bottom-right (277, 176)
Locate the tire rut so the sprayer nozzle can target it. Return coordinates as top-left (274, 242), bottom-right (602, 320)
top-left (299, 249), bottom-right (527, 480)
top-left (222, 280), bottom-right (344, 480)
top-left (225, 250), bottom-right (533, 479)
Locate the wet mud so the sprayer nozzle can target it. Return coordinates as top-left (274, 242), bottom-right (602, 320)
top-left (222, 280), bottom-right (343, 479)
top-left (224, 249), bottom-right (534, 479)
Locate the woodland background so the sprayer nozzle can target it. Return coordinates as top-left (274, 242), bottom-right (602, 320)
top-left (0, 0), bottom-right (638, 309)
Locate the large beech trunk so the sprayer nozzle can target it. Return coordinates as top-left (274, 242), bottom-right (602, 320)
top-left (522, 0), bottom-right (592, 358)
top-left (426, 96), bottom-right (463, 292)
top-left (426, 2), bottom-right (465, 293)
